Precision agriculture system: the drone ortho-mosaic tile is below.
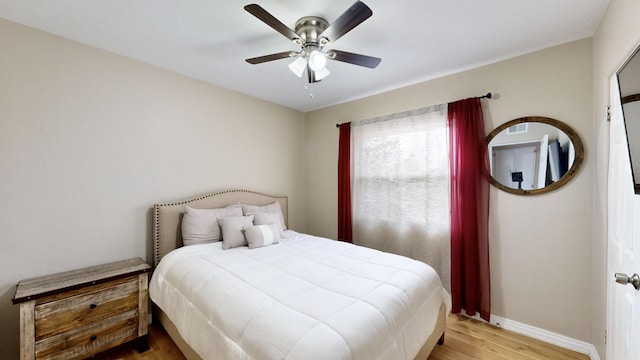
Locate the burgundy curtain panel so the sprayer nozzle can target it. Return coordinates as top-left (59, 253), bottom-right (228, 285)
top-left (337, 122), bottom-right (353, 242)
top-left (448, 98), bottom-right (491, 322)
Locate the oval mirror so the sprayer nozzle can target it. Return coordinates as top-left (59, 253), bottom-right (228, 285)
top-left (486, 116), bottom-right (584, 195)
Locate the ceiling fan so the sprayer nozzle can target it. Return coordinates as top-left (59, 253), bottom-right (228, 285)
top-left (244, 1), bottom-right (381, 83)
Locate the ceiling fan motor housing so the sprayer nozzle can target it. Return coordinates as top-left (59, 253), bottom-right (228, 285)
top-left (294, 16), bottom-right (329, 48)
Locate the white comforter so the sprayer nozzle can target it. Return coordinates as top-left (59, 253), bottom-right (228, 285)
top-left (150, 231), bottom-right (451, 360)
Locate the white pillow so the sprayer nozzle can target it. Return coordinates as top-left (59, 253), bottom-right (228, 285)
top-left (241, 201), bottom-right (286, 231)
top-left (246, 211), bottom-right (285, 239)
top-left (181, 205), bottom-right (242, 246)
top-left (243, 224), bottom-right (280, 249)
top-left (218, 215), bottom-right (254, 250)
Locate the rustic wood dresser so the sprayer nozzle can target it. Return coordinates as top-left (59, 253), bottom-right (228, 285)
top-left (12, 258), bottom-right (151, 360)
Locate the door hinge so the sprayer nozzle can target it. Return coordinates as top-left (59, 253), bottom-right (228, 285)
top-left (606, 106), bottom-right (611, 122)
top-left (605, 329), bottom-right (607, 345)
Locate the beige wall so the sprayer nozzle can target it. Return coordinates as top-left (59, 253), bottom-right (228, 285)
top-left (0, 19), bottom-right (307, 359)
top-left (306, 39), bottom-right (594, 342)
top-left (592, 1), bottom-right (640, 359)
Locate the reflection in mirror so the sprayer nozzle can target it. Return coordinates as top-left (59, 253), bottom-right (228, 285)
top-left (486, 117), bottom-right (584, 195)
top-left (616, 45), bottom-right (640, 194)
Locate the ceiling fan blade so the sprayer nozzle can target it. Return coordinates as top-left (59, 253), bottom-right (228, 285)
top-left (246, 51), bottom-right (298, 64)
top-left (326, 50), bottom-right (381, 69)
top-left (244, 4), bottom-right (301, 43)
top-left (319, 1), bottom-right (372, 44)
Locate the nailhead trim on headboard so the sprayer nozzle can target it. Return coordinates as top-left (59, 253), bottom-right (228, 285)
top-left (152, 189), bottom-right (288, 268)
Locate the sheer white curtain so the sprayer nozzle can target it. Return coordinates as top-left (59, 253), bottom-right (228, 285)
top-left (351, 104), bottom-right (450, 290)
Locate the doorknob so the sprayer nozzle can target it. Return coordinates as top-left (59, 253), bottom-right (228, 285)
top-left (614, 273), bottom-right (640, 290)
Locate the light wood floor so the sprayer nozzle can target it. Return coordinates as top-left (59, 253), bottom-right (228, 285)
top-left (96, 314), bottom-right (590, 360)
top-left (427, 315), bottom-right (590, 360)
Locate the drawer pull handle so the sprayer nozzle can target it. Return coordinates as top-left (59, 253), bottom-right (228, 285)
top-left (90, 335), bottom-right (97, 341)
top-left (90, 303), bottom-right (97, 309)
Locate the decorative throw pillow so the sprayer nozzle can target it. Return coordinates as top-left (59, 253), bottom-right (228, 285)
top-left (241, 201), bottom-right (286, 232)
top-left (181, 204), bottom-right (243, 246)
top-left (243, 224), bottom-right (280, 249)
top-left (218, 215), bottom-right (254, 250)
top-left (246, 211), bottom-right (285, 239)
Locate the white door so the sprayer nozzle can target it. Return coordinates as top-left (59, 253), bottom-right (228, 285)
top-left (492, 143), bottom-right (538, 190)
top-left (606, 75), bottom-right (640, 360)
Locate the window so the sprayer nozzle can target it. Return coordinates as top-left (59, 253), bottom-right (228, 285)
top-left (351, 104), bottom-right (450, 288)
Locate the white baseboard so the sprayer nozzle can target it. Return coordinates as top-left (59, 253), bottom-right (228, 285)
top-left (463, 313), bottom-right (601, 360)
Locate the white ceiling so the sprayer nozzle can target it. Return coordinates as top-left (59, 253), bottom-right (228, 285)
top-left (0, 0), bottom-right (610, 112)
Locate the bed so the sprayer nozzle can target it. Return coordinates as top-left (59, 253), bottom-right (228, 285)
top-left (149, 189), bottom-right (451, 360)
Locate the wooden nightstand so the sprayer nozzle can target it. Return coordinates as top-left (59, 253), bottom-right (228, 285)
top-left (12, 258), bottom-right (151, 360)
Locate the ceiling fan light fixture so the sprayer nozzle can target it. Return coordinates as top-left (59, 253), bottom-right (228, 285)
top-left (308, 50), bottom-right (327, 71)
top-left (314, 66), bottom-right (330, 81)
top-left (288, 56), bottom-right (307, 77)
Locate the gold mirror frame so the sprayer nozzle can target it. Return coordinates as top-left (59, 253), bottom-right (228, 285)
top-left (486, 116), bottom-right (584, 195)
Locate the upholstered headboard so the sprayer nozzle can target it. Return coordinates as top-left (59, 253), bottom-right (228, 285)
top-left (152, 189), bottom-right (288, 268)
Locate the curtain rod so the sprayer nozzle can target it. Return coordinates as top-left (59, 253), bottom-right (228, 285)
top-left (335, 92), bottom-right (492, 127)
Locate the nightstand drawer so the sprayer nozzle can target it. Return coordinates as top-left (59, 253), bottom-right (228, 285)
top-left (35, 311), bottom-right (138, 360)
top-left (35, 276), bottom-right (139, 340)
